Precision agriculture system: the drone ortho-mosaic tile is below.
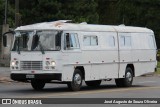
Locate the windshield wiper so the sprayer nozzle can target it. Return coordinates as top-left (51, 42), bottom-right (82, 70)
top-left (39, 41), bottom-right (45, 54)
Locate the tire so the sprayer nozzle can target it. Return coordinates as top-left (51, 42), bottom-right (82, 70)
top-left (67, 69), bottom-right (83, 91)
top-left (31, 80), bottom-right (45, 90)
top-left (115, 67), bottom-right (133, 87)
top-left (85, 80), bottom-right (101, 87)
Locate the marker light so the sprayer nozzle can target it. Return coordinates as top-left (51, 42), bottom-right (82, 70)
top-left (46, 61), bottom-right (50, 66)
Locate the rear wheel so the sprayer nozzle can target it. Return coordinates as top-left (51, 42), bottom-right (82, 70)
top-left (67, 69), bottom-right (83, 91)
top-left (85, 80), bottom-right (101, 87)
top-left (31, 80), bottom-right (45, 90)
top-left (115, 67), bottom-right (133, 87)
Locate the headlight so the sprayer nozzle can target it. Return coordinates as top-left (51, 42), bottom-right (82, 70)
top-left (11, 61), bottom-right (16, 66)
top-left (11, 61), bottom-right (19, 67)
top-left (51, 61), bottom-right (56, 66)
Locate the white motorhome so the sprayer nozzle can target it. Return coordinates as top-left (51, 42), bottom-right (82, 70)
top-left (3, 20), bottom-right (157, 91)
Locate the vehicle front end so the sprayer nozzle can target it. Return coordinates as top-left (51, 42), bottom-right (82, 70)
top-left (10, 30), bottom-right (63, 83)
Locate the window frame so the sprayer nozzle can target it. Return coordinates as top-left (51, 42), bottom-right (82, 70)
top-left (148, 35), bottom-right (156, 49)
top-left (64, 33), bottom-right (80, 50)
top-left (83, 35), bottom-right (98, 46)
top-left (108, 35), bottom-right (116, 47)
top-left (120, 35), bottom-right (132, 48)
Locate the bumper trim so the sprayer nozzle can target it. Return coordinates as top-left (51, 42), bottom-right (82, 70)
top-left (11, 73), bottom-right (62, 81)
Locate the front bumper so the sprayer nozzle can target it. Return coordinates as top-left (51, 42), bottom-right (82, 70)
top-left (11, 73), bottom-right (62, 82)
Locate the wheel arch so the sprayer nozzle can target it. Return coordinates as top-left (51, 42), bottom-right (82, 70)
top-left (75, 66), bottom-right (85, 80)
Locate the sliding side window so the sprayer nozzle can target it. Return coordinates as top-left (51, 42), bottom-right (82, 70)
top-left (83, 36), bottom-right (98, 46)
top-left (64, 33), bottom-right (80, 50)
top-left (120, 36), bottom-right (131, 47)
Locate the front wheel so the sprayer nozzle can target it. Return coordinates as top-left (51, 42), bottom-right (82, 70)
top-left (67, 69), bottom-right (83, 91)
top-left (31, 80), bottom-right (45, 90)
top-left (115, 67), bottom-right (133, 87)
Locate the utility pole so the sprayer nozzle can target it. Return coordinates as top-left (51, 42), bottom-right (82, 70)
top-left (1, 0), bottom-right (9, 66)
top-left (15, 0), bottom-right (19, 27)
top-left (4, 0), bottom-right (8, 24)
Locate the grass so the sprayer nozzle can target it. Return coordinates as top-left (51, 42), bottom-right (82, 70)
top-left (156, 69), bottom-right (160, 74)
top-left (156, 62), bottom-right (160, 74)
top-left (157, 61), bottom-right (160, 68)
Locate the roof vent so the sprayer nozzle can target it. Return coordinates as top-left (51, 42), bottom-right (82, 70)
top-left (58, 20), bottom-right (72, 23)
top-left (119, 24), bottom-right (125, 26)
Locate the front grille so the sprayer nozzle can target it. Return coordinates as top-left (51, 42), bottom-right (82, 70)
top-left (20, 61), bottom-right (43, 70)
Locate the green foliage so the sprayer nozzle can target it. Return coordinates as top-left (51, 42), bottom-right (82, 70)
top-left (157, 61), bottom-right (160, 68)
top-left (0, 0), bottom-right (160, 48)
top-left (0, 0), bottom-right (98, 26)
top-left (156, 61), bottom-right (160, 74)
top-left (0, 0), bottom-right (5, 24)
top-left (0, 0), bottom-right (15, 27)
top-left (99, 0), bottom-right (160, 48)
top-left (18, 0), bottom-right (98, 25)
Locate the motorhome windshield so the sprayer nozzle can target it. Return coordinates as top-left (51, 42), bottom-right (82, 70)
top-left (12, 30), bottom-right (61, 51)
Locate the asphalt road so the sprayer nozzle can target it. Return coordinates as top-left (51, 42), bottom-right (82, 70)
top-left (0, 67), bottom-right (160, 106)
top-left (0, 76), bottom-right (160, 107)
top-left (1, 76), bottom-right (160, 98)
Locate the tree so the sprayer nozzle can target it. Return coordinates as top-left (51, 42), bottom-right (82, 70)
top-left (0, 0), bottom-right (5, 25)
top-left (1, 0), bottom-right (160, 48)
top-left (18, 0), bottom-right (98, 25)
top-left (99, 0), bottom-right (160, 48)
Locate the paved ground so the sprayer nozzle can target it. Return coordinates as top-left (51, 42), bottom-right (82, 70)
top-left (0, 67), bottom-right (12, 83)
top-left (0, 76), bottom-right (160, 98)
top-left (0, 67), bottom-right (160, 107)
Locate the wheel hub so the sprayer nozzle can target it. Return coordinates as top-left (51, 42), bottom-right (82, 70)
top-left (74, 74), bottom-right (82, 85)
top-left (126, 72), bottom-right (132, 82)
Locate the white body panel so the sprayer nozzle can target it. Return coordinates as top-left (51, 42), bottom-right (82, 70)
top-left (10, 21), bottom-right (157, 82)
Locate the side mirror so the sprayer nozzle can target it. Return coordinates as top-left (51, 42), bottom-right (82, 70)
top-left (2, 32), bottom-right (9, 47)
top-left (2, 31), bottom-right (14, 47)
top-left (3, 35), bottom-right (7, 47)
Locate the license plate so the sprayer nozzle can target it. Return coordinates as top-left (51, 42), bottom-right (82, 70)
top-left (26, 75), bottom-right (35, 79)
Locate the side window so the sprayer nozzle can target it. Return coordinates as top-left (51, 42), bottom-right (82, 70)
top-left (108, 36), bottom-right (115, 47)
top-left (148, 35), bottom-right (155, 49)
top-left (120, 36), bottom-right (131, 47)
top-left (125, 36), bottom-right (131, 46)
top-left (83, 36), bottom-right (90, 46)
top-left (83, 36), bottom-right (98, 46)
top-left (120, 36), bottom-right (125, 46)
top-left (64, 33), bottom-right (80, 50)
